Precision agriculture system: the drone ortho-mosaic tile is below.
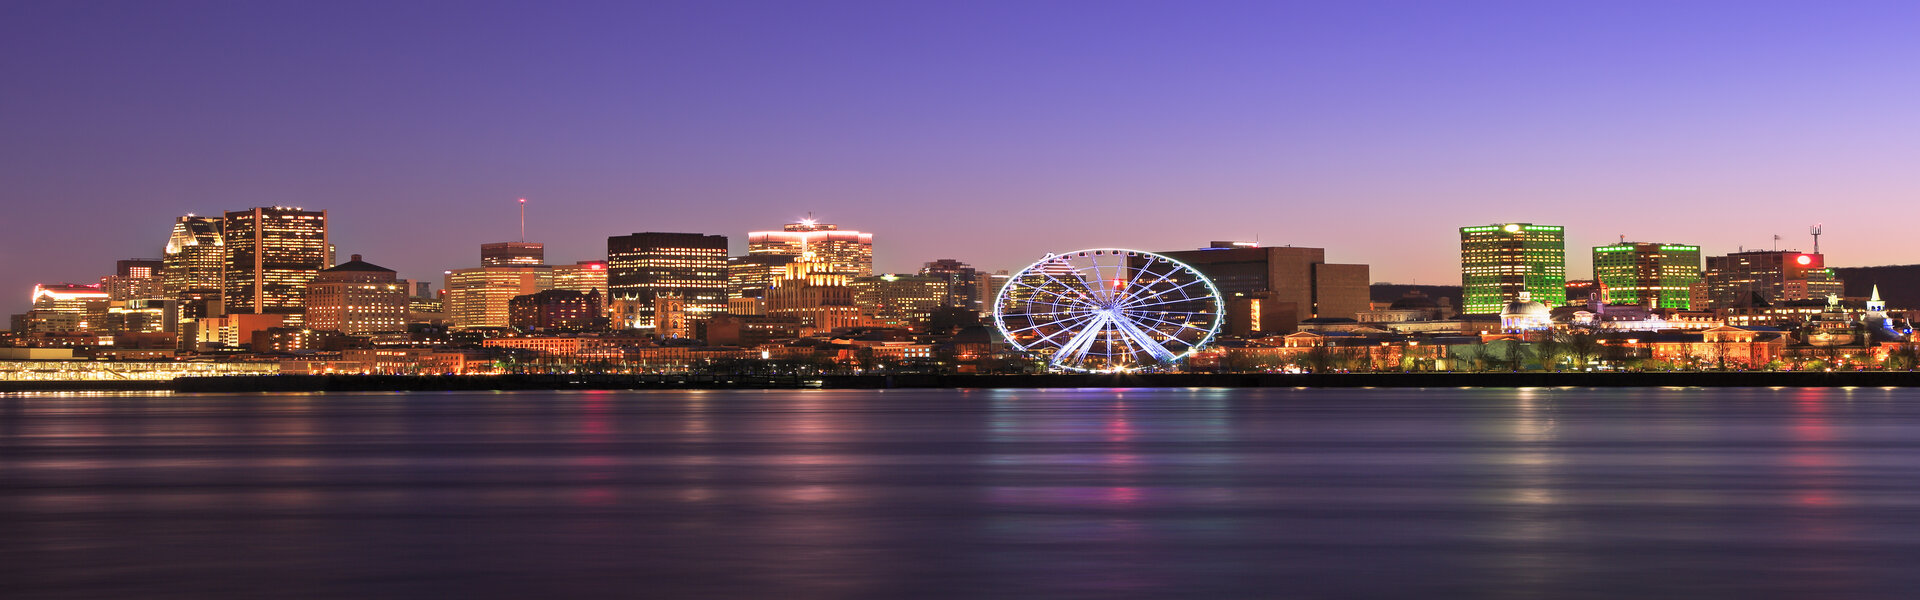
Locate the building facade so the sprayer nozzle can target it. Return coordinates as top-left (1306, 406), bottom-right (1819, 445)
top-left (1158, 243), bottom-right (1370, 336)
top-left (607, 232), bottom-right (728, 331)
top-left (920, 258), bottom-right (991, 315)
top-left (764, 257), bottom-right (862, 333)
top-left (302, 255), bottom-right (407, 335)
top-left (222, 207), bottom-right (330, 323)
top-left (446, 266), bottom-right (553, 329)
top-left (1460, 223), bottom-right (1566, 314)
top-left (1700, 250), bottom-right (1845, 309)
top-left (727, 254), bottom-right (798, 300)
top-left (746, 219), bottom-right (873, 276)
top-left (1592, 242), bottom-right (1701, 310)
top-left (162, 215), bottom-right (224, 317)
top-left (552, 261), bottom-right (609, 298)
top-left (480, 242), bottom-right (545, 267)
top-left (850, 274), bottom-right (950, 326)
top-left (508, 289), bottom-right (604, 331)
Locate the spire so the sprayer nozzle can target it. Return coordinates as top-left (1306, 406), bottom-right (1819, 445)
top-left (1872, 285), bottom-right (1882, 302)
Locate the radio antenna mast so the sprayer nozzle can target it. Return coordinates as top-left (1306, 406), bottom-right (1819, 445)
top-left (1810, 223), bottom-right (1822, 254)
top-left (518, 198), bottom-right (527, 242)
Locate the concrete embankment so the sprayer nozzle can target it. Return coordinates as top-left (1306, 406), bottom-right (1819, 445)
top-left (130, 371), bottom-right (1920, 393)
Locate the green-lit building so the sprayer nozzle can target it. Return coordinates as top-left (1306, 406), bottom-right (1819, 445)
top-left (1591, 242), bottom-right (1701, 310)
top-left (1460, 223), bottom-right (1566, 314)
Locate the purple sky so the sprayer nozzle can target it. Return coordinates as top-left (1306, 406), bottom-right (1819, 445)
top-left (5, 1), bottom-right (1919, 315)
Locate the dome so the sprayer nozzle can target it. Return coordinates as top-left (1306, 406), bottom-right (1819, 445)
top-left (1501, 300), bottom-right (1550, 318)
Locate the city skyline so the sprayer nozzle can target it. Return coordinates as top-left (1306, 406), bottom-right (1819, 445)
top-left (7, 2), bottom-right (1920, 314)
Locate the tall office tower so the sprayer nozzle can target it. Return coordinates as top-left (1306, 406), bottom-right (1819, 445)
top-left (919, 259), bottom-right (990, 314)
top-left (1591, 242), bottom-right (1702, 309)
top-left (1700, 250), bottom-right (1845, 309)
top-left (606, 232), bottom-right (728, 330)
top-left (850, 274), bottom-right (950, 326)
top-left (101, 258), bottom-right (165, 301)
top-left (727, 254), bottom-right (798, 299)
top-left (764, 257), bottom-right (862, 333)
top-left (481, 242), bottom-right (545, 267)
top-left (162, 215), bottom-right (225, 317)
top-left (1158, 242), bottom-right (1371, 337)
top-left (446, 266), bottom-right (552, 329)
top-left (302, 255), bottom-right (407, 335)
top-left (222, 207), bottom-right (329, 323)
top-left (1459, 223), bottom-right (1567, 314)
top-left (746, 218), bottom-right (873, 276)
top-left (552, 260), bottom-right (609, 297)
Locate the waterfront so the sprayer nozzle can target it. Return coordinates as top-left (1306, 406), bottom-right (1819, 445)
top-left (7, 387), bottom-right (1920, 598)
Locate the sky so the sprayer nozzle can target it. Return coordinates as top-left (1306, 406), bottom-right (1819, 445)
top-left (4, 1), bottom-right (1919, 315)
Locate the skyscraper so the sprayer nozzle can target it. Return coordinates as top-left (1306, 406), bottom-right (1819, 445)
top-left (481, 242), bottom-right (545, 267)
top-left (222, 207), bottom-right (329, 322)
top-left (1460, 223), bottom-right (1566, 315)
top-left (920, 259), bottom-right (990, 315)
top-left (1700, 250), bottom-right (1845, 309)
top-left (445, 266), bottom-right (552, 329)
top-left (746, 218), bottom-right (873, 276)
top-left (162, 215), bottom-right (224, 317)
top-left (1591, 242), bottom-right (1701, 309)
top-left (607, 232), bottom-right (728, 330)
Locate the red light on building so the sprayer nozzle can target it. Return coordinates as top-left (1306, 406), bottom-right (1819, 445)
top-left (1796, 255), bottom-right (1813, 266)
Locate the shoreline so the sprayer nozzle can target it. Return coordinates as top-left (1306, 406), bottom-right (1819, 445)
top-left (7, 371), bottom-right (1920, 393)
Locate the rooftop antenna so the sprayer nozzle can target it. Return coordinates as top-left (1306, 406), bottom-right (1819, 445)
top-left (518, 198), bottom-right (527, 242)
top-left (1810, 223), bottom-right (1823, 254)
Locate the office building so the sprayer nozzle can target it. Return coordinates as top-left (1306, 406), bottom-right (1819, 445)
top-left (607, 232), bottom-right (728, 330)
top-left (851, 274), bottom-right (950, 326)
top-left (746, 218), bottom-right (873, 276)
top-left (764, 256), bottom-right (862, 333)
top-left (1460, 223), bottom-right (1566, 314)
top-left (303, 255), bottom-right (407, 335)
top-left (920, 259), bottom-right (991, 314)
top-left (1159, 242), bottom-right (1370, 336)
top-left (1592, 242), bottom-right (1702, 309)
top-left (480, 242), bottom-right (545, 267)
top-left (1700, 250), bottom-right (1845, 309)
top-left (727, 254), bottom-right (798, 299)
top-left (552, 261), bottom-right (609, 298)
top-left (101, 259), bottom-right (165, 301)
top-left (508, 289), bottom-right (604, 332)
top-left (222, 207), bottom-right (330, 323)
top-left (162, 215), bottom-right (225, 317)
top-left (446, 266), bottom-right (552, 329)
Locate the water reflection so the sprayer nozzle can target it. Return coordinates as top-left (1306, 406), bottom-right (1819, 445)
top-left (6, 388), bottom-right (1920, 598)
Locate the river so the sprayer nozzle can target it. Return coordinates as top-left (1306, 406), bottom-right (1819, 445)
top-left (5, 387), bottom-right (1920, 598)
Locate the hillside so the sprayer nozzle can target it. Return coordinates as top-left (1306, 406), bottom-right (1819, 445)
top-left (1370, 284), bottom-right (1463, 308)
top-left (1835, 264), bottom-right (1920, 305)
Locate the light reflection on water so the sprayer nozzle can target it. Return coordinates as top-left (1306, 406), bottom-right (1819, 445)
top-left (6, 387), bottom-right (1920, 598)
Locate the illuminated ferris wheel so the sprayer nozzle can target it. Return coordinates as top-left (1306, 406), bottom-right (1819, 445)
top-left (993, 249), bottom-right (1224, 373)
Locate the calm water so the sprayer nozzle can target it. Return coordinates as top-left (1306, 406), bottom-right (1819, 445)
top-left (6, 387), bottom-right (1920, 599)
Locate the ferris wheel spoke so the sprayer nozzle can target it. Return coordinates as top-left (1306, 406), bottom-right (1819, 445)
top-left (1110, 312), bottom-right (1178, 362)
top-left (1054, 311), bottom-right (1114, 367)
top-left (1121, 313), bottom-right (1209, 345)
top-left (1117, 277), bottom-right (1208, 310)
top-left (1003, 310), bottom-right (1099, 336)
top-left (1008, 277), bottom-right (1098, 308)
top-left (1027, 267), bottom-right (1101, 307)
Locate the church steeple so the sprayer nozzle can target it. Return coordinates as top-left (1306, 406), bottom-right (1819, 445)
top-left (1868, 285), bottom-right (1886, 314)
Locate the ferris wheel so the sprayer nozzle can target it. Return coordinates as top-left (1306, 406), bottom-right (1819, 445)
top-left (993, 248), bottom-right (1224, 373)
